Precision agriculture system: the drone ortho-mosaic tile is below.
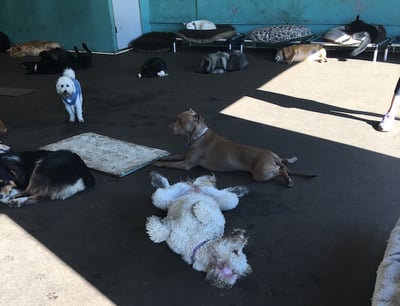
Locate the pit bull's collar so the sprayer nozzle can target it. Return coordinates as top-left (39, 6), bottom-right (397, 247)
top-left (187, 127), bottom-right (208, 146)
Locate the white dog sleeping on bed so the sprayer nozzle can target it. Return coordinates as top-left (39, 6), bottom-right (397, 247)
top-left (184, 20), bottom-right (217, 30)
top-left (146, 171), bottom-right (252, 288)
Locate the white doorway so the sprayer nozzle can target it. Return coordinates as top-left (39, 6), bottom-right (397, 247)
top-left (112, 0), bottom-right (142, 51)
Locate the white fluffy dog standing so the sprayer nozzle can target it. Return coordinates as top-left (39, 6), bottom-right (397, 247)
top-left (56, 68), bottom-right (84, 123)
top-left (146, 171), bottom-right (252, 288)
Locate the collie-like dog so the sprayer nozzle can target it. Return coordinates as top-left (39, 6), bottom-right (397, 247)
top-left (0, 145), bottom-right (95, 208)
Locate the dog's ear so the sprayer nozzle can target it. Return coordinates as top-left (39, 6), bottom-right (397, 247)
top-left (193, 113), bottom-right (204, 124)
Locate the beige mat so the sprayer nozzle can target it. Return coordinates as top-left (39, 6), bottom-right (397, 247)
top-left (0, 87), bottom-right (35, 96)
top-left (41, 132), bottom-right (170, 177)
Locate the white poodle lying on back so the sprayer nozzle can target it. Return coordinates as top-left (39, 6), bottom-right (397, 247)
top-left (146, 171), bottom-right (252, 288)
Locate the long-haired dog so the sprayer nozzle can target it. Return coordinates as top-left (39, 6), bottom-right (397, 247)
top-left (56, 68), bottom-right (84, 123)
top-left (275, 44), bottom-right (328, 64)
top-left (0, 145), bottom-right (95, 208)
top-left (8, 40), bottom-right (61, 57)
top-left (146, 171), bottom-right (252, 288)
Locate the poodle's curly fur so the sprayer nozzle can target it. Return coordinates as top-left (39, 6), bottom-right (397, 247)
top-left (146, 171), bottom-right (252, 288)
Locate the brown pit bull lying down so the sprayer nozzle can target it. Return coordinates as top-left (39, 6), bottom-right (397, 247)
top-left (153, 109), bottom-right (316, 187)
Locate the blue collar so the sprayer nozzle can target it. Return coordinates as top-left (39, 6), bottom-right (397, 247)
top-left (190, 240), bottom-right (209, 264)
top-left (62, 79), bottom-right (81, 105)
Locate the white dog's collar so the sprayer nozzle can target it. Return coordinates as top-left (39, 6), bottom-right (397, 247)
top-left (190, 239), bottom-right (209, 264)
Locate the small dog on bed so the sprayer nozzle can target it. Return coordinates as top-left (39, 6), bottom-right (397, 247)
top-left (138, 57), bottom-right (169, 78)
top-left (146, 171), bottom-right (251, 288)
top-left (184, 20), bottom-right (217, 30)
top-left (275, 44), bottom-right (328, 64)
top-left (8, 40), bottom-right (61, 57)
top-left (56, 68), bottom-right (84, 122)
top-left (0, 145), bottom-right (95, 208)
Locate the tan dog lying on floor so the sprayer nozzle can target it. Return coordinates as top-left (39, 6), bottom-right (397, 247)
top-left (275, 44), bottom-right (328, 64)
top-left (153, 109), bottom-right (316, 187)
top-left (8, 40), bottom-right (61, 57)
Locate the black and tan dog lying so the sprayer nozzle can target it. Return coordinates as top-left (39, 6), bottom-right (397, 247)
top-left (21, 43), bottom-right (92, 74)
top-left (275, 44), bottom-right (328, 64)
top-left (0, 145), bottom-right (95, 208)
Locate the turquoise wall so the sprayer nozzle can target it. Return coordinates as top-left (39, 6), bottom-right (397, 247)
top-left (0, 0), bottom-right (399, 53)
top-left (140, 0), bottom-right (400, 37)
top-left (0, 0), bottom-right (117, 53)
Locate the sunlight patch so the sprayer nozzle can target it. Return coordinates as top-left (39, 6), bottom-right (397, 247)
top-left (221, 96), bottom-right (400, 158)
top-left (0, 214), bottom-right (114, 305)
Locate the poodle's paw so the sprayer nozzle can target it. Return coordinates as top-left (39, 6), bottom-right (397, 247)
top-left (146, 215), bottom-right (170, 243)
top-left (150, 171), bottom-right (170, 188)
top-left (224, 186), bottom-right (249, 198)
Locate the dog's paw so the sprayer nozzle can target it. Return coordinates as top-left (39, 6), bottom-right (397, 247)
top-left (146, 216), bottom-right (170, 243)
top-left (150, 171), bottom-right (170, 188)
top-left (224, 186), bottom-right (249, 198)
top-left (78, 118), bottom-right (84, 123)
top-left (286, 156), bottom-right (298, 164)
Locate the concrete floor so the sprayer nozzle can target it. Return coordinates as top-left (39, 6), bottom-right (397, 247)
top-left (0, 46), bottom-right (400, 306)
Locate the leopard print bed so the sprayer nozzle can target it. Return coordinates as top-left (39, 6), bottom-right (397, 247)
top-left (248, 25), bottom-right (313, 44)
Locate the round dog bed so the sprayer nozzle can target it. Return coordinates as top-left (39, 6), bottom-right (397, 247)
top-left (130, 32), bottom-right (179, 52)
top-left (177, 24), bottom-right (237, 44)
top-left (248, 25), bottom-right (313, 44)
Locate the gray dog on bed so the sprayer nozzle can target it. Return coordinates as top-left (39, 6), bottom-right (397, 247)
top-left (197, 50), bottom-right (248, 74)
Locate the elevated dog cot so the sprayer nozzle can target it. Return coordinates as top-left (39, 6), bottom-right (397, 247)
top-left (385, 36), bottom-right (400, 60)
top-left (173, 25), bottom-right (244, 53)
top-left (309, 35), bottom-right (391, 62)
top-left (241, 25), bottom-right (316, 52)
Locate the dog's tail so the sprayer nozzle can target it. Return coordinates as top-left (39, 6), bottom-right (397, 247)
top-left (276, 156), bottom-right (316, 179)
top-left (62, 67), bottom-right (76, 79)
top-left (287, 170), bottom-right (316, 179)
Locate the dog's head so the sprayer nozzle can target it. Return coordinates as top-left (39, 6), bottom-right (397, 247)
top-left (274, 48), bottom-right (286, 62)
top-left (169, 109), bottom-right (207, 138)
top-left (185, 21), bottom-right (196, 30)
top-left (205, 229), bottom-right (252, 288)
top-left (56, 76), bottom-right (76, 98)
top-left (0, 146), bottom-right (25, 204)
top-left (7, 45), bottom-right (24, 57)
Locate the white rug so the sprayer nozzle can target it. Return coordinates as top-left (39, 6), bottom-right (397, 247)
top-left (41, 132), bottom-right (170, 177)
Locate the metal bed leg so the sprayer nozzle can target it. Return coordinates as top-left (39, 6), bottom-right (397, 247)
top-left (373, 45), bottom-right (378, 62)
top-left (384, 45), bottom-right (389, 61)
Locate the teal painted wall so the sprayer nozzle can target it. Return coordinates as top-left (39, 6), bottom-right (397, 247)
top-left (0, 0), bottom-right (117, 53)
top-left (140, 0), bottom-right (400, 37)
top-left (0, 0), bottom-right (399, 53)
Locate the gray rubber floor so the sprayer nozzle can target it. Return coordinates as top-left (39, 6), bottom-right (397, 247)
top-left (1, 46), bottom-right (399, 306)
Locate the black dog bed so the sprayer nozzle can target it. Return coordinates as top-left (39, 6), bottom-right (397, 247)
top-left (130, 32), bottom-right (179, 52)
top-left (177, 25), bottom-right (237, 44)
